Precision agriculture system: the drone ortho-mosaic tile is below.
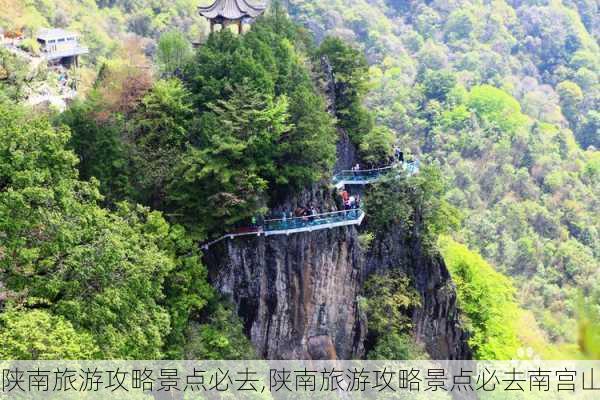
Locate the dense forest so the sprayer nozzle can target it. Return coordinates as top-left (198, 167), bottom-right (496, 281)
top-left (0, 0), bottom-right (599, 360)
top-left (289, 0), bottom-right (600, 356)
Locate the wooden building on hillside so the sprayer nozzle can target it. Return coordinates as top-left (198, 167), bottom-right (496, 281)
top-left (36, 29), bottom-right (88, 68)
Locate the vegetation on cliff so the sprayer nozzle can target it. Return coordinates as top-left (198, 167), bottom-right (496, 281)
top-left (290, 0), bottom-right (600, 355)
top-left (1, 0), bottom-right (598, 361)
top-left (0, 11), bottom-right (346, 360)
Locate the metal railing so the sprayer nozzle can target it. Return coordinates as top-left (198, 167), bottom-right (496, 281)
top-left (201, 209), bottom-right (364, 249)
top-left (200, 159), bottom-right (421, 250)
top-left (263, 209), bottom-right (363, 232)
top-left (332, 160), bottom-right (419, 185)
top-left (332, 165), bottom-right (398, 183)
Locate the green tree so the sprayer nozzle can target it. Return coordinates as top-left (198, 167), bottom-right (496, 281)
top-left (0, 48), bottom-right (35, 102)
top-left (467, 85), bottom-right (528, 135)
top-left (421, 69), bottom-right (457, 102)
top-left (0, 101), bottom-right (216, 359)
top-left (359, 126), bottom-right (395, 166)
top-left (365, 164), bottom-right (460, 247)
top-left (580, 110), bottom-right (600, 148)
top-left (60, 93), bottom-right (132, 202)
top-left (316, 36), bottom-right (373, 143)
top-left (157, 31), bottom-right (192, 78)
top-left (578, 292), bottom-right (600, 360)
top-left (167, 86), bottom-right (291, 234)
top-left (0, 310), bottom-right (99, 360)
top-left (178, 14), bottom-right (338, 225)
top-left (129, 78), bottom-right (193, 207)
top-left (440, 237), bottom-right (523, 359)
top-left (278, 83), bottom-right (337, 189)
top-left (361, 272), bottom-right (424, 360)
top-left (557, 80), bottom-right (584, 128)
top-left (184, 303), bottom-right (256, 360)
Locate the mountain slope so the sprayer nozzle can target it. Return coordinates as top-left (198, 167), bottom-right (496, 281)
top-left (289, 0), bottom-right (600, 346)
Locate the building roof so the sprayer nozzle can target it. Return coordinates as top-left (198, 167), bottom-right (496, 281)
top-left (45, 46), bottom-right (89, 60)
top-left (37, 28), bottom-right (79, 41)
top-left (198, 0), bottom-right (266, 21)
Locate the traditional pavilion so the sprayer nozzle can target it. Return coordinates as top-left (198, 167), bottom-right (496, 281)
top-left (199, 0), bottom-right (267, 34)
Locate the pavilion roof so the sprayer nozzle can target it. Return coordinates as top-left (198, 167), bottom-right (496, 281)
top-left (199, 0), bottom-right (266, 21)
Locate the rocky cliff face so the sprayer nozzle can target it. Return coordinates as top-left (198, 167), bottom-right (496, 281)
top-left (365, 218), bottom-right (472, 359)
top-left (204, 183), bottom-right (471, 360)
top-left (205, 222), bottom-right (364, 359)
top-left (202, 56), bottom-right (471, 360)
top-left (204, 211), bottom-right (470, 360)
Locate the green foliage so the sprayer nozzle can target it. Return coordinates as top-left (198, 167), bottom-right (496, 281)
top-left (364, 174), bottom-right (414, 234)
top-left (159, 223), bottom-right (214, 359)
top-left (184, 303), bottom-right (256, 360)
top-left (167, 86), bottom-right (291, 234)
top-left (1, 0), bottom-right (207, 67)
top-left (0, 101), bottom-right (227, 359)
top-left (421, 69), bottom-right (457, 102)
top-left (281, 82), bottom-right (337, 189)
top-left (365, 164), bottom-right (461, 247)
top-left (9, 0), bottom-right (600, 361)
top-left (315, 36), bottom-right (373, 143)
top-left (0, 309), bottom-right (99, 360)
top-left (440, 237), bottom-right (523, 360)
top-left (557, 80), bottom-right (584, 127)
top-left (583, 151), bottom-right (600, 183)
top-left (361, 272), bottom-right (424, 360)
top-left (444, 9), bottom-right (475, 42)
top-left (363, 272), bottom-right (418, 334)
top-left (467, 85), bottom-right (528, 135)
top-left (157, 31), bottom-right (192, 78)
top-left (580, 110), bottom-right (599, 149)
top-left (578, 292), bottom-right (600, 360)
top-left (173, 13), bottom-right (337, 232)
top-left (60, 93), bottom-right (131, 202)
top-left (18, 38), bottom-right (41, 54)
top-left (129, 78), bottom-right (193, 207)
top-left (358, 232), bottom-right (375, 250)
top-left (359, 126), bottom-right (395, 166)
top-left (368, 332), bottom-right (426, 360)
top-left (0, 48), bottom-right (40, 102)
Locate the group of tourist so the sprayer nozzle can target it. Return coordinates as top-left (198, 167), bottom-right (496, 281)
top-left (340, 189), bottom-right (361, 210)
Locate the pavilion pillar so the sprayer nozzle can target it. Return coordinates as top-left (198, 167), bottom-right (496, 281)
top-left (238, 20), bottom-right (243, 35)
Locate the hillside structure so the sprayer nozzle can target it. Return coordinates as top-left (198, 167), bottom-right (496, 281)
top-left (199, 0), bottom-right (267, 34)
top-left (36, 29), bottom-right (88, 68)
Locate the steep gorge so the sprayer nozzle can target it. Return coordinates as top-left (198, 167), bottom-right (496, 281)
top-left (204, 201), bottom-right (471, 360)
top-left (203, 76), bottom-right (471, 359)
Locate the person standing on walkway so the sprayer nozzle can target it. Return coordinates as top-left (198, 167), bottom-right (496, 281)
top-left (341, 189), bottom-right (349, 205)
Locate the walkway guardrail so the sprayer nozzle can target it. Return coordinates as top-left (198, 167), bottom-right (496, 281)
top-left (332, 165), bottom-right (397, 184)
top-left (263, 209), bottom-right (364, 233)
top-left (332, 161), bottom-right (419, 188)
top-left (201, 159), bottom-right (420, 250)
top-left (202, 209), bottom-right (364, 250)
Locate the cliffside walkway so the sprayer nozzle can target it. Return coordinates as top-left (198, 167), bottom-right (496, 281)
top-left (201, 159), bottom-right (420, 250)
top-left (332, 160), bottom-right (420, 189)
top-left (202, 209), bottom-right (365, 250)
